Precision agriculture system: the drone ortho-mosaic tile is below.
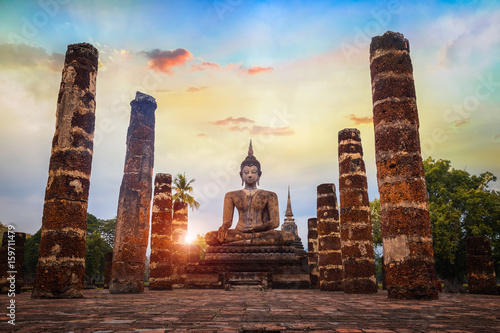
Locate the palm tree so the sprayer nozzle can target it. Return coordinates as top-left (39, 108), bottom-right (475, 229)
top-left (172, 173), bottom-right (200, 211)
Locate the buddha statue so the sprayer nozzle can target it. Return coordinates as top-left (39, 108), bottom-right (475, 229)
top-left (205, 141), bottom-right (294, 246)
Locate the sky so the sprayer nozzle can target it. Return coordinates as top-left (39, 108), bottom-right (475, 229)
top-left (1, 0), bottom-right (499, 247)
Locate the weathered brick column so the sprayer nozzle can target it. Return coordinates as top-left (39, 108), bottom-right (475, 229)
top-left (338, 128), bottom-right (378, 294)
top-left (32, 43), bottom-right (98, 299)
top-left (370, 31), bottom-right (438, 299)
top-left (307, 217), bottom-right (320, 289)
top-left (0, 232), bottom-right (26, 294)
top-left (149, 173), bottom-right (173, 290)
top-left (466, 236), bottom-right (497, 295)
top-left (110, 91), bottom-right (156, 294)
top-left (317, 183), bottom-right (343, 291)
top-left (171, 201), bottom-right (188, 288)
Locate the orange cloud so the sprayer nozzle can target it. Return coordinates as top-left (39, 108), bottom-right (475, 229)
top-left (347, 114), bottom-right (372, 125)
top-left (453, 118), bottom-right (471, 128)
top-left (144, 48), bottom-right (192, 74)
top-left (186, 86), bottom-right (209, 92)
top-left (212, 117), bottom-right (255, 126)
top-left (197, 133), bottom-right (209, 137)
top-left (247, 66), bottom-right (273, 75)
top-left (191, 62), bottom-right (221, 72)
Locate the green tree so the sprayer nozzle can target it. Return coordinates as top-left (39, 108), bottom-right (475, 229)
top-left (23, 228), bottom-right (41, 281)
top-left (423, 157), bottom-right (500, 283)
top-left (85, 214), bottom-right (115, 280)
top-left (100, 217), bottom-right (116, 248)
top-left (85, 231), bottom-right (112, 279)
top-left (173, 173), bottom-right (200, 211)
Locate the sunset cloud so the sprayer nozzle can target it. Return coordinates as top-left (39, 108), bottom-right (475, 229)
top-left (347, 114), bottom-right (372, 125)
top-left (211, 116), bottom-right (293, 136)
top-left (186, 86), bottom-right (209, 92)
top-left (191, 61), bottom-right (221, 72)
top-left (212, 117), bottom-right (255, 126)
top-left (143, 48), bottom-right (192, 74)
top-left (247, 66), bottom-right (273, 75)
top-left (190, 61), bottom-right (273, 75)
top-left (453, 118), bottom-right (471, 128)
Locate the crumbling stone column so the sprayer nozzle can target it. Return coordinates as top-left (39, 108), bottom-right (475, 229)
top-left (466, 236), bottom-right (497, 295)
top-left (307, 218), bottom-right (320, 289)
top-left (317, 183), bottom-right (343, 291)
top-left (370, 31), bottom-right (438, 299)
top-left (0, 232), bottom-right (26, 294)
top-left (150, 173), bottom-right (173, 290)
top-left (338, 128), bottom-right (378, 294)
top-left (32, 43), bottom-right (98, 299)
top-left (110, 91), bottom-right (156, 294)
top-left (171, 201), bottom-right (188, 288)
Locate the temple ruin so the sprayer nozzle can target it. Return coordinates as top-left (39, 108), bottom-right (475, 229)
top-left (281, 186), bottom-right (304, 249)
top-left (370, 31), bottom-right (438, 299)
top-left (32, 43), bottom-right (98, 299)
top-left (150, 173), bottom-right (174, 290)
top-left (110, 92), bottom-right (156, 294)
top-left (338, 128), bottom-right (377, 294)
top-left (307, 217), bottom-right (320, 289)
top-left (171, 201), bottom-right (188, 288)
top-left (466, 236), bottom-right (497, 295)
top-left (317, 183), bottom-right (343, 291)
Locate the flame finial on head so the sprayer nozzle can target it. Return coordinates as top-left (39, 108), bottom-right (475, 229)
top-left (240, 139), bottom-right (261, 177)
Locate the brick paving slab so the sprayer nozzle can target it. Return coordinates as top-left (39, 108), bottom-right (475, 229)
top-left (1, 289), bottom-right (499, 332)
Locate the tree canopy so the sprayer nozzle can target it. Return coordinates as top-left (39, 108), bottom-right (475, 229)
top-left (173, 173), bottom-right (200, 211)
top-left (85, 213), bottom-right (115, 280)
top-left (423, 157), bottom-right (500, 280)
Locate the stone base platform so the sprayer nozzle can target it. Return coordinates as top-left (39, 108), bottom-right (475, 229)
top-left (185, 245), bottom-right (310, 289)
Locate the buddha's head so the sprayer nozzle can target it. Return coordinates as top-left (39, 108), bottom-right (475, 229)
top-left (240, 141), bottom-right (262, 186)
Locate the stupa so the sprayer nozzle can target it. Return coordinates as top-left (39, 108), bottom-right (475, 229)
top-left (281, 186), bottom-right (305, 250)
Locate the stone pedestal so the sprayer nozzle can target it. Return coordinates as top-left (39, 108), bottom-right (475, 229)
top-left (466, 236), bottom-right (497, 295)
top-left (186, 245), bottom-right (310, 289)
top-left (370, 31), bottom-right (438, 300)
top-left (32, 43), bottom-right (98, 299)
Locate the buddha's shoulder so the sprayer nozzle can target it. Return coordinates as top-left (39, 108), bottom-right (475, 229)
top-left (224, 189), bottom-right (277, 197)
top-left (257, 189), bottom-right (277, 197)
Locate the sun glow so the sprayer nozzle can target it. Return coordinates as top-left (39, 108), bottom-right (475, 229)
top-left (184, 234), bottom-right (196, 244)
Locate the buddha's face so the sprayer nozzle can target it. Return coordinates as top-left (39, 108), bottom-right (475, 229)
top-left (241, 165), bottom-right (260, 186)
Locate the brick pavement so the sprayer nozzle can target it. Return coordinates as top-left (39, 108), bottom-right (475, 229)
top-left (1, 289), bottom-right (499, 332)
